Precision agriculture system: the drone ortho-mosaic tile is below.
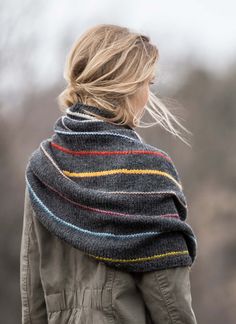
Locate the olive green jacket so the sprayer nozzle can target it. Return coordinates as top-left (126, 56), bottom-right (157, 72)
top-left (20, 186), bottom-right (197, 324)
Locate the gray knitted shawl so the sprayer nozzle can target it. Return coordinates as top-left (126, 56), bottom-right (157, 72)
top-left (25, 102), bottom-right (197, 272)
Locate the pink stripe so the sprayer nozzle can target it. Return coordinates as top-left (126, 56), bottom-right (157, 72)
top-left (37, 177), bottom-right (179, 219)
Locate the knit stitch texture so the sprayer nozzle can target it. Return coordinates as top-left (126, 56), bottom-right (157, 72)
top-left (25, 102), bottom-right (198, 272)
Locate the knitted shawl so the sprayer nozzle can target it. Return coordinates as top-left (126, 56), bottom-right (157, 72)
top-left (25, 102), bottom-right (197, 272)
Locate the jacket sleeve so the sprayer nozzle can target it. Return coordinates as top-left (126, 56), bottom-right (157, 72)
top-left (20, 186), bottom-right (48, 324)
top-left (133, 266), bottom-right (198, 324)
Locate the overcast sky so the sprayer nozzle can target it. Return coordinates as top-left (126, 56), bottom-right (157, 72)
top-left (2, 0), bottom-right (236, 108)
top-left (39, 0), bottom-right (236, 73)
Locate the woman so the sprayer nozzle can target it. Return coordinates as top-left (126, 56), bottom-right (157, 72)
top-left (20, 24), bottom-right (198, 323)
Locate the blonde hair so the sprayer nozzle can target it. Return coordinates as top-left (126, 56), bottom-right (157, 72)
top-left (58, 24), bottom-right (192, 146)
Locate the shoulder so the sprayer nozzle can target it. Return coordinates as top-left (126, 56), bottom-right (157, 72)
top-left (139, 141), bottom-right (184, 189)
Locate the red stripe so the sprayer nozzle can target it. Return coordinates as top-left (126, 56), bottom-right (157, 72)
top-left (51, 142), bottom-right (172, 161)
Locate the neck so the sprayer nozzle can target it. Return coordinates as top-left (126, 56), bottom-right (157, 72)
top-left (67, 101), bottom-right (134, 130)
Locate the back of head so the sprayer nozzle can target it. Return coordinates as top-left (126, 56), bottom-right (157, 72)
top-left (58, 24), bottom-right (158, 125)
top-left (58, 24), bottom-right (191, 146)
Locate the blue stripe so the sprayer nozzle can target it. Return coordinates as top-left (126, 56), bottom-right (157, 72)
top-left (53, 128), bottom-right (176, 157)
top-left (25, 175), bottom-right (162, 238)
top-left (25, 175), bottom-right (197, 244)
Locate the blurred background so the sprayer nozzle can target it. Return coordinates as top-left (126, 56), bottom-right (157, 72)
top-left (1, 0), bottom-right (236, 323)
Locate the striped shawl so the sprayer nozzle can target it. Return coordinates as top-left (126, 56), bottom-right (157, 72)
top-left (25, 102), bottom-right (198, 272)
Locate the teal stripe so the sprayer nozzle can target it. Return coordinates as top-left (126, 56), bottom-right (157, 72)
top-left (25, 175), bottom-right (163, 239)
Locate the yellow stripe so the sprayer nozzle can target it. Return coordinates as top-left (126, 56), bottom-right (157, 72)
top-left (63, 168), bottom-right (182, 189)
top-left (87, 250), bottom-right (189, 263)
